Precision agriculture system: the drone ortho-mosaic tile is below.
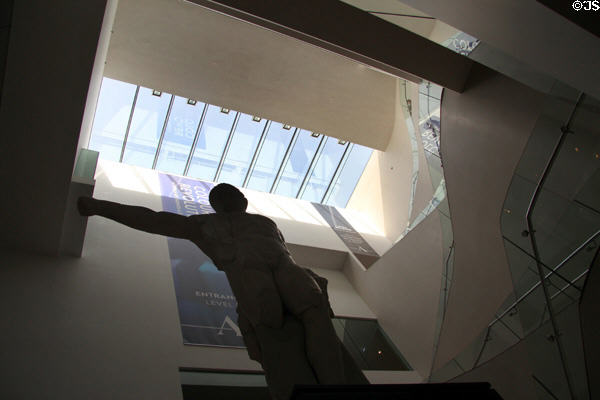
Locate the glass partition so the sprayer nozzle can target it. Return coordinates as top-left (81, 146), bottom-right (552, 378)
top-left (431, 83), bottom-right (599, 399)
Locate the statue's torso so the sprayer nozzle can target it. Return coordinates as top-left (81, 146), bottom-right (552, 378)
top-left (187, 212), bottom-right (292, 327)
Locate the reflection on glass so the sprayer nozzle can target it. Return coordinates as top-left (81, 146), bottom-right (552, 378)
top-left (246, 124), bottom-right (295, 192)
top-left (300, 137), bottom-right (347, 202)
top-left (122, 88), bottom-right (172, 168)
top-left (218, 114), bottom-right (267, 186)
top-left (326, 144), bottom-right (373, 208)
top-left (154, 97), bottom-right (205, 175)
top-left (418, 93), bottom-right (441, 156)
top-left (88, 78), bottom-right (137, 161)
top-left (187, 105), bottom-right (237, 182)
top-left (334, 318), bottom-right (410, 371)
top-left (274, 130), bottom-right (322, 198)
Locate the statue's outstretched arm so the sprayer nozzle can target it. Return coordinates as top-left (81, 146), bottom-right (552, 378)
top-left (78, 196), bottom-right (191, 239)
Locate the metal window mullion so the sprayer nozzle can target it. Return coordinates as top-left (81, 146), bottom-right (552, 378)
top-left (321, 142), bottom-right (352, 204)
top-left (183, 103), bottom-right (208, 176)
top-left (270, 128), bottom-right (299, 193)
top-left (296, 135), bottom-right (326, 199)
top-left (242, 120), bottom-right (271, 188)
top-left (213, 112), bottom-right (240, 182)
top-left (119, 86), bottom-right (140, 162)
top-left (152, 94), bottom-right (175, 169)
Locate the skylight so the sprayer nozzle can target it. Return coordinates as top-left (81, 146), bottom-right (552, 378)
top-left (88, 77), bottom-right (373, 208)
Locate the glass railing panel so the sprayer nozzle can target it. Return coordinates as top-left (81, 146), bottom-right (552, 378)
top-left (437, 195), bottom-right (451, 224)
top-left (540, 94), bottom-right (600, 201)
top-left (477, 318), bottom-right (521, 366)
top-left (332, 318), bottom-right (410, 371)
top-left (512, 82), bottom-right (580, 185)
top-left (332, 318), bottom-right (369, 370)
top-left (503, 238), bottom-right (543, 298)
top-left (575, 167), bottom-right (600, 215)
top-left (524, 319), bottom-right (571, 400)
top-left (517, 285), bottom-right (548, 336)
top-left (490, 292), bottom-right (525, 341)
top-left (554, 301), bottom-right (590, 400)
top-left (501, 174), bottom-right (536, 255)
top-left (429, 359), bottom-right (465, 383)
top-left (453, 327), bottom-right (487, 371)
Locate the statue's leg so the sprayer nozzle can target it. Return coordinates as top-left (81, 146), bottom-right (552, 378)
top-left (298, 300), bottom-right (346, 384)
top-left (254, 315), bottom-right (317, 400)
top-left (273, 261), bottom-right (346, 384)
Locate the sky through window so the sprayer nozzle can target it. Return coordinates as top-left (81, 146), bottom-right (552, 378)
top-left (88, 77), bottom-right (373, 208)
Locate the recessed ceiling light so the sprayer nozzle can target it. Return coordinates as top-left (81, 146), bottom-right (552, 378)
top-left (152, 90), bottom-right (162, 97)
top-left (252, 116), bottom-right (261, 122)
top-left (311, 133), bottom-right (320, 138)
top-left (187, 99), bottom-right (197, 105)
top-left (338, 140), bottom-right (347, 145)
top-left (283, 124), bottom-right (292, 130)
top-left (220, 108), bottom-right (230, 114)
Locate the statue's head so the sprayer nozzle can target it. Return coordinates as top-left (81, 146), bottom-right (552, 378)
top-left (209, 183), bottom-right (248, 213)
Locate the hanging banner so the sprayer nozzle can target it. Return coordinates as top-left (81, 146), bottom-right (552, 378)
top-left (312, 203), bottom-right (380, 268)
top-left (158, 173), bottom-right (244, 347)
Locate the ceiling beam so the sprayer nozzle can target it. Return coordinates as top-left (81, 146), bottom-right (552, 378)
top-left (187, 0), bottom-right (473, 92)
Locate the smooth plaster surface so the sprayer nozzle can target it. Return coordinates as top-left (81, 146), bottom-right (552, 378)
top-left (344, 210), bottom-right (444, 377)
top-left (347, 80), bottom-right (423, 242)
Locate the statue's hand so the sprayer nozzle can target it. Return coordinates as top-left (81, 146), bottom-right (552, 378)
top-left (77, 196), bottom-right (97, 217)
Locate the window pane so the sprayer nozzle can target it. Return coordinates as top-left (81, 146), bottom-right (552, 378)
top-left (88, 78), bottom-right (137, 161)
top-left (217, 114), bottom-right (267, 187)
top-left (246, 123), bottom-right (295, 192)
top-left (326, 144), bottom-right (373, 208)
top-left (274, 130), bottom-right (322, 198)
top-left (187, 106), bottom-right (237, 182)
top-left (154, 97), bottom-right (205, 175)
top-left (300, 137), bottom-right (347, 202)
top-left (122, 88), bottom-right (172, 168)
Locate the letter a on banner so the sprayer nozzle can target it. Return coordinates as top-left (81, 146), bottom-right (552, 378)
top-left (218, 316), bottom-right (242, 336)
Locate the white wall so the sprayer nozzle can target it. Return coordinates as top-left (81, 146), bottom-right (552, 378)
top-left (310, 267), bottom-right (375, 319)
top-left (344, 210), bottom-right (444, 377)
top-left (347, 80), bottom-right (416, 242)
